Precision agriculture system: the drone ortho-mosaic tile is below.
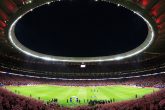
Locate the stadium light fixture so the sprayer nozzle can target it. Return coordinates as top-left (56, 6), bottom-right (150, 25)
top-left (80, 64), bottom-right (86, 68)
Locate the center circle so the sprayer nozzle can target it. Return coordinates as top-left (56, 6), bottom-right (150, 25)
top-left (14, 0), bottom-right (148, 57)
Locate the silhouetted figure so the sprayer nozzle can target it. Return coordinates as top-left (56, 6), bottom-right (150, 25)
top-left (70, 98), bottom-right (72, 103)
top-left (135, 94), bottom-right (138, 98)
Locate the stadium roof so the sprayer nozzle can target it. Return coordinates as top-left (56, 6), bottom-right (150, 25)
top-left (0, 0), bottom-right (165, 79)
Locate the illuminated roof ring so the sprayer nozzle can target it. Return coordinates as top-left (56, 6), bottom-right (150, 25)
top-left (8, 0), bottom-right (157, 63)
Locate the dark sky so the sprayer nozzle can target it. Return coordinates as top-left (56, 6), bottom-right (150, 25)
top-left (15, 0), bottom-right (148, 57)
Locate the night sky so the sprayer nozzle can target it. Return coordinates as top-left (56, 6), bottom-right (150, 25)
top-left (15, 0), bottom-right (148, 57)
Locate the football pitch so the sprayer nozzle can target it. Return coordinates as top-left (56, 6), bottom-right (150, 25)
top-left (6, 85), bottom-right (158, 107)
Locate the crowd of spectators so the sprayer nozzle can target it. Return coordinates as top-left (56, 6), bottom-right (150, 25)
top-left (0, 74), bottom-right (45, 86)
top-left (0, 73), bottom-right (165, 88)
top-left (0, 87), bottom-right (60, 110)
top-left (120, 74), bottom-right (165, 88)
top-left (0, 85), bottom-right (165, 110)
top-left (74, 89), bottom-right (165, 110)
top-left (1, 73), bottom-right (165, 109)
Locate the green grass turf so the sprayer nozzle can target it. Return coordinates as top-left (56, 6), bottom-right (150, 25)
top-left (5, 85), bottom-right (158, 107)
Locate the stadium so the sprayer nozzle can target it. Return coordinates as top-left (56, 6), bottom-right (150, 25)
top-left (0, 0), bottom-right (165, 109)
